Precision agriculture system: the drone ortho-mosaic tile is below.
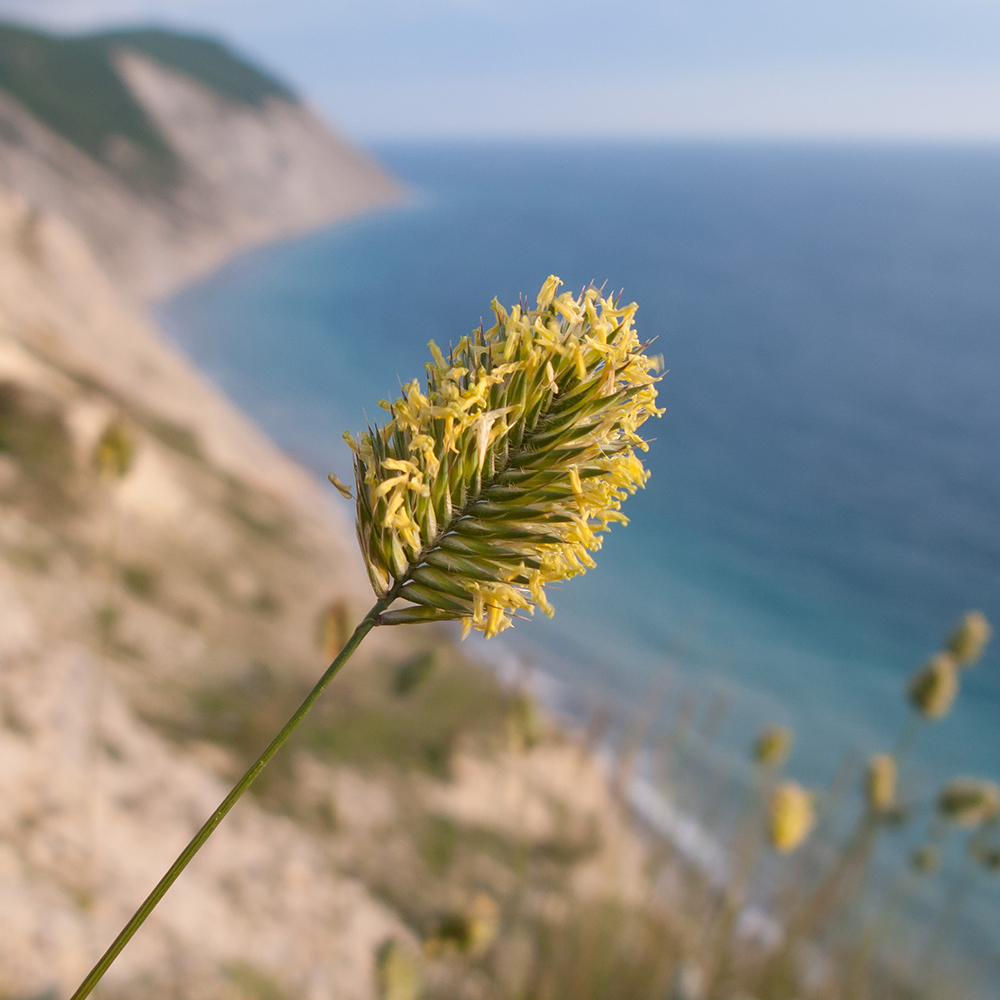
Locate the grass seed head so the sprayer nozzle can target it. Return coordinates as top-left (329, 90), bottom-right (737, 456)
top-left (375, 939), bottom-right (422, 1000)
top-left (937, 778), bottom-right (1000, 828)
top-left (977, 846), bottom-right (1000, 872)
top-left (346, 276), bottom-right (663, 638)
top-left (908, 652), bottom-right (959, 719)
top-left (93, 419), bottom-right (134, 480)
top-left (946, 610), bottom-right (992, 666)
top-left (317, 599), bottom-right (350, 658)
top-left (768, 781), bottom-right (816, 854)
top-left (865, 752), bottom-right (897, 812)
top-left (753, 724), bottom-right (793, 767)
top-left (466, 893), bottom-right (500, 954)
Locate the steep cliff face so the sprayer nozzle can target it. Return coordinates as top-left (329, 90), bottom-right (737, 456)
top-left (0, 24), bottom-right (400, 300)
top-left (0, 27), bottom-right (423, 997)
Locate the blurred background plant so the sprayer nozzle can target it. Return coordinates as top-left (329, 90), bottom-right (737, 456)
top-left (344, 610), bottom-right (995, 1000)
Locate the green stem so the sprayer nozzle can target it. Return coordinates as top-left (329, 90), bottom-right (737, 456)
top-left (70, 598), bottom-right (387, 1000)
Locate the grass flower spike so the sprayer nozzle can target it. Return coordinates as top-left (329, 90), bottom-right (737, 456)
top-left (769, 781), bottom-right (816, 853)
top-left (946, 610), bottom-right (992, 666)
top-left (908, 652), bottom-right (959, 719)
top-left (978, 847), bottom-right (1000, 872)
top-left (865, 753), bottom-right (897, 813)
top-left (937, 778), bottom-right (1000, 828)
top-left (753, 724), bottom-right (793, 767)
top-left (93, 419), bottom-right (134, 480)
top-left (346, 276), bottom-right (663, 637)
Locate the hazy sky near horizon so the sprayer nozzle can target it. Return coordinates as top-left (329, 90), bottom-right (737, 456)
top-left (2, 0), bottom-right (1000, 140)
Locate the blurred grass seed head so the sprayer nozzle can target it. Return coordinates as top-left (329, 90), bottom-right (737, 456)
top-left (946, 610), bottom-right (992, 666)
top-left (937, 778), bottom-right (1000, 828)
top-left (865, 752), bottom-right (897, 813)
top-left (424, 894), bottom-right (499, 958)
top-left (977, 846), bottom-right (1000, 872)
top-left (343, 276), bottom-right (663, 638)
top-left (93, 419), bottom-right (135, 480)
top-left (908, 652), bottom-right (959, 719)
top-left (768, 781), bottom-right (816, 854)
top-left (317, 599), bottom-right (350, 658)
top-left (753, 724), bottom-right (793, 767)
top-left (375, 940), bottom-right (421, 1000)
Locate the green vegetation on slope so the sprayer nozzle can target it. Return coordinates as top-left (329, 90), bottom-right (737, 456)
top-left (175, 643), bottom-right (516, 786)
top-left (0, 379), bottom-right (76, 515)
top-left (0, 22), bottom-right (177, 187)
top-left (95, 28), bottom-right (297, 108)
top-left (0, 22), bottom-right (298, 190)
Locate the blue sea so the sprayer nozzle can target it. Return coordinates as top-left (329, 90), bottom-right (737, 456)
top-left (158, 142), bottom-right (1000, 952)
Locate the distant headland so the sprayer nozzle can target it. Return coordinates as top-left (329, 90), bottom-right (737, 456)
top-left (0, 22), bottom-right (401, 300)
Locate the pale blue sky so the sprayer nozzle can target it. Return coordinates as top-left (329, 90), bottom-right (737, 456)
top-left (2, 0), bottom-right (1000, 139)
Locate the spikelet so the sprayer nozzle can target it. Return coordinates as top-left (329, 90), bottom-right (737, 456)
top-left (423, 894), bottom-right (499, 957)
top-left (937, 778), bottom-right (1000, 828)
top-left (865, 752), bottom-right (897, 812)
top-left (908, 652), bottom-right (959, 719)
top-left (93, 419), bottom-right (134, 480)
top-left (317, 599), bottom-right (350, 659)
top-left (977, 846), bottom-right (1000, 873)
top-left (466, 893), bottom-right (500, 954)
top-left (345, 277), bottom-right (663, 638)
top-left (946, 610), bottom-right (992, 666)
top-left (753, 724), bottom-right (793, 767)
top-left (375, 940), bottom-right (421, 1000)
top-left (768, 781), bottom-right (816, 854)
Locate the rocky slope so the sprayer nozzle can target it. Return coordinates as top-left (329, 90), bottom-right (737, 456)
top-left (0, 24), bottom-right (400, 301)
top-left (0, 163), bottom-right (406, 998)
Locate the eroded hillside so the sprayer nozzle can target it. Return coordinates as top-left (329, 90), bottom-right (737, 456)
top-left (0, 24), bottom-right (400, 300)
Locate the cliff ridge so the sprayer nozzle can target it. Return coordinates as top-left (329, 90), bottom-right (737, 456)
top-left (0, 23), bottom-right (400, 300)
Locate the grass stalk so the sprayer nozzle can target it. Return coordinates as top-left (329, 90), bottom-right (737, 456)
top-left (69, 597), bottom-right (388, 1000)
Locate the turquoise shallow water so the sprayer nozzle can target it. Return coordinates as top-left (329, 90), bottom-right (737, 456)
top-left (158, 142), bottom-right (1000, 954)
